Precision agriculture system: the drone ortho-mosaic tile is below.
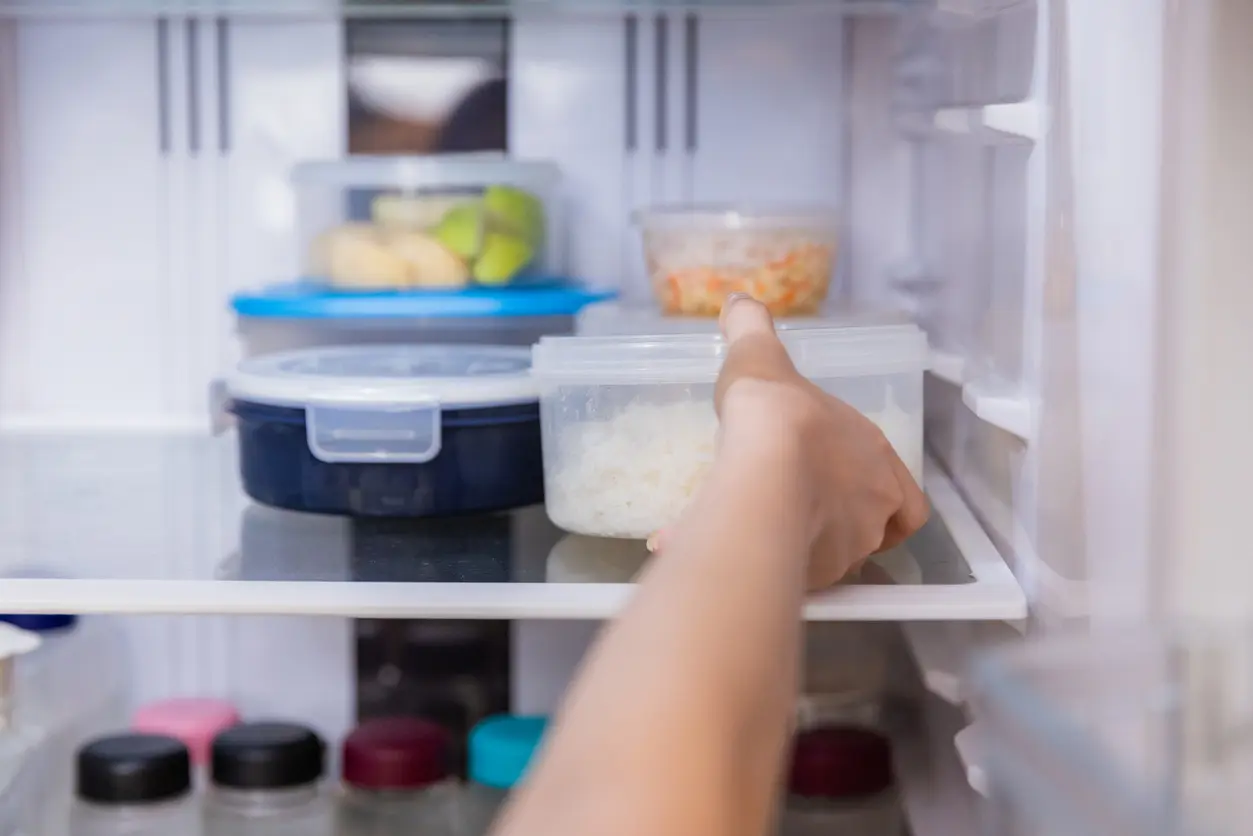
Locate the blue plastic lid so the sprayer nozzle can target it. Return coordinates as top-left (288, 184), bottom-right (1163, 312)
top-left (0, 613), bottom-right (76, 632)
top-left (231, 282), bottom-right (615, 320)
top-left (468, 715), bottom-right (547, 790)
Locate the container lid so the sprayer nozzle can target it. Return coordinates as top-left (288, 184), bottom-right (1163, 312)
top-left (228, 344), bottom-right (537, 410)
top-left (342, 717), bottom-right (451, 790)
top-left (576, 301), bottom-right (913, 338)
top-left (132, 699), bottom-right (242, 767)
top-left (77, 734), bottom-right (192, 805)
top-left (230, 345), bottom-right (539, 465)
top-left (789, 727), bottom-right (894, 799)
top-left (231, 282), bottom-right (614, 320)
top-left (534, 324), bottom-right (928, 384)
top-left (0, 613), bottom-right (76, 632)
top-left (468, 715), bottom-right (547, 790)
top-left (210, 722), bottom-right (325, 790)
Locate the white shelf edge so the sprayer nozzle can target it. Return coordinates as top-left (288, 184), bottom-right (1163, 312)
top-left (927, 350), bottom-right (966, 386)
top-left (0, 457), bottom-right (1026, 620)
top-left (961, 382), bottom-right (1033, 440)
top-left (954, 723), bottom-right (988, 796)
top-left (982, 102), bottom-right (1043, 141)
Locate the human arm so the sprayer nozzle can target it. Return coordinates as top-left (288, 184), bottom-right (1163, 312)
top-left (491, 296), bottom-right (929, 836)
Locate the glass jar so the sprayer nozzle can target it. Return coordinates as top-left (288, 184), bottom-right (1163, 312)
top-left (780, 727), bottom-right (903, 836)
top-left (460, 715), bottom-right (547, 836)
top-left (337, 717), bottom-right (457, 836)
top-left (70, 734), bottom-right (198, 836)
top-left (204, 722), bottom-right (331, 836)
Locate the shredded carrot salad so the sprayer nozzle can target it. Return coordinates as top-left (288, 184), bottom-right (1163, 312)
top-left (648, 241), bottom-right (835, 317)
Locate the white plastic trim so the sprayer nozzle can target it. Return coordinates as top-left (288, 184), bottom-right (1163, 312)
top-left (961, 381), bottom-right (1033, 440)
top-left (982, 102), bottom-right (1045, 141)
top-left (928, 350), bottom-right (966, 386)
top-left (954, 723), bottom-right (988, 796)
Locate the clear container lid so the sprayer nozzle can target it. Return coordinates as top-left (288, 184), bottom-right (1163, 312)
top-left (228, 344), bottom-right (537, 410)
top-left (228, 345), bottom-right (539, 465)
top-left (576, 301), bottom-right (913, 338)
top-left (634, 203), bottom-right (840, 231)
top-left (533, 323), bottom-right (928, 385)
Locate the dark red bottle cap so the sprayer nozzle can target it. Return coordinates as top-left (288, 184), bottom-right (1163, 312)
top-left (788, 726), bottom-right (894, 799)
top-left (342, 718), bottom-right (451, 790)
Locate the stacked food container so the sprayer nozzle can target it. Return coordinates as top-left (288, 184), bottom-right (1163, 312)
top-left (226, 154), bottom-right (610, 523)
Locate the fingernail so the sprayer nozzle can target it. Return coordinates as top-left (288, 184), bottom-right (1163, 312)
top-left (724, 292), bottom-right (751, 308)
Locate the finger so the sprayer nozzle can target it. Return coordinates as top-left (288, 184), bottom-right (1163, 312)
top-left (646, 529), bottom-right (667, 553)
top-left (720, 292), bottom-right (776, 345)
top-left (876, 455), bottom-right (930, 552)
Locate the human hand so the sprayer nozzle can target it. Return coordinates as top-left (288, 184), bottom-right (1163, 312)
top-left (650, 295), bottom-right (929, 589)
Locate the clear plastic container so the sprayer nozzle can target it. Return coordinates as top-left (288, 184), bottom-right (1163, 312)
top-left (576, 301), bottom-right (911, 338)
top-left (0, 625), bottom-right (42, 836)
top-left (635, 205), bottom-right (840, 317)
top-left (460, 716), bottom-right (547, 836)
top-left (204, 722), bottom-right (331, 836)
top-left (294, 155), bottom-right (563, 290)
top-left (531, 326), bottom-right (927, 540)
top-left (2, 613), bottom-right (129, 836)
top-left (337, 717), bottom-right (457, 836)
top-left (780, 727), bottom-right (903, 836)
top-left (226, 345), bottom-right (543, 517)
top-left (71, 734), bottom-right (199, 836)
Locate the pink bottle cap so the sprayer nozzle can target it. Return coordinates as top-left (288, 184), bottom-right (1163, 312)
top-left (132, 699), bottom-right (241, 766)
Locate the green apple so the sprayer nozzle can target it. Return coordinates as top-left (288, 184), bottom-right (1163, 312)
top-left (483, 185), bottom-right (544, 246)
top-left (434, 203), bottom-right (486, 260)
top-left (473, 233), bottom-right (534, 285)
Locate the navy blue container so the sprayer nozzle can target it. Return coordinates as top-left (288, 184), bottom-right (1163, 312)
top-left (231, 399), bottom-right (542, 517)
top-left (227, 344), bottom-right (543, 518)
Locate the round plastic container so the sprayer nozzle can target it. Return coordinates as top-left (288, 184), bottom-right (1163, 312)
top-left (294, 155), bottom-right (563, 290)
top-left (205, 722), bottom-right (331, 836)
top-left (227, 344), bottom-right (544, 517)
top-left (461, 715), bottom-right (547, 836)
top-left (71, 734), bottom-right (197, 836)
top-left (780, 727), bottom-right (902, 836)
top-left (230, 282), bottom-right (613, 357)
top-left (635, 205), bottom-right (840, 317)
top-left (531, 326), bottom-right (927, 540)
top-left (337, 718), bottom-right (457, 836)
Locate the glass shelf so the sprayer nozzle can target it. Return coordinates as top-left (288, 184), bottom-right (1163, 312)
top-left (0, 432), bottom-right (1024, 619)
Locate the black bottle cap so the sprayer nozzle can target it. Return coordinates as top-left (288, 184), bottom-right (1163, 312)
top-left (77, 734), bottom-right (192, 805)
top-left (211, 722), bottom-right (325, 790)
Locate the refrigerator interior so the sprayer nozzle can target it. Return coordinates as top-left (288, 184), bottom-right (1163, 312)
top-left (3, 0), bottom-right (1228, 830)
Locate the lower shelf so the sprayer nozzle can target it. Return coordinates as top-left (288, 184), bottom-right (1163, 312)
top-left (0, 433), bottom-right (1026, 619)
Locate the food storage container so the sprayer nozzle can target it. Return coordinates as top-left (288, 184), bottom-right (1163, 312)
top-left (205, 722), bottom-right (331, 836)
top-left (295, 154), bottom-right (563, 290)
top-left (227, 344), bottom-right (543, 518)
top-left (532, 325), bottom-right (927, 540)
top-left (576, 301), bottom-right (911, 337)
top-left (461, 716), bottom-right (547, 836)
top-left (780, 726), bottom-right (903, 836)
top-left (635, 205), bottom-right (840, 317)
top-left (337, 718), bottom-right (457, 836)
top-left (231, 282), bottom-right (614, 357)
top-left (71, 734), bottom-right (198, 836)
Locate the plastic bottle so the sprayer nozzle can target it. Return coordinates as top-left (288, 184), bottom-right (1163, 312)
top-left (337, 717), bottom-right (457, 836)
top-left (780, 726), bottom-right (903, 836)
top-left (70, 733), bottom-right (198, 836)
top-left (1, 612), bottom-right (128, 836)
top-left (460, 715), bottom-right (547, 836)
top-left (203, 722), bottom-right (331, 836)
top-left (133, 699), bottom-right (241, 789)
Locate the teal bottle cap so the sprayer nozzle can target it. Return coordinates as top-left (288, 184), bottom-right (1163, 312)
top-left (468, 715), bottom-right (548, 790)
